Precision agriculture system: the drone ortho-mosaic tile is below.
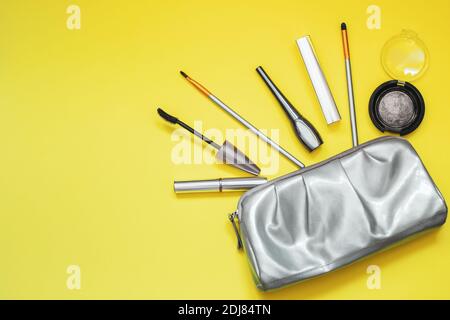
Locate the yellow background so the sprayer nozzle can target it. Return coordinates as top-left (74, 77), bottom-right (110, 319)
top-left (1, 0), bottom-right (449, 299)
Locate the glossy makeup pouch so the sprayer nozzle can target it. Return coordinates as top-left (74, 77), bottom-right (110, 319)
top-left (229, 136), bottom-right (447, 291)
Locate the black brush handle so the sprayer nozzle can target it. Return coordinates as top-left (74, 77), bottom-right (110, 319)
top-left (256, 66), bottom-right (323, 151)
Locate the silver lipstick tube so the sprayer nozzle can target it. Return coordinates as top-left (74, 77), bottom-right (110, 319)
top-left (174, 177), bottom-right (267, 193)
top-left (296, 35), bottom-right (341, 124)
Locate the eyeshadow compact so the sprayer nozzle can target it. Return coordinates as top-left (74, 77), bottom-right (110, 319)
top-left (369, 30), bottom-right (429, 135)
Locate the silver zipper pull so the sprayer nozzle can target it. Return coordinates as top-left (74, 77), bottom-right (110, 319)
top-left (228, 212), bottom-right (243, 250)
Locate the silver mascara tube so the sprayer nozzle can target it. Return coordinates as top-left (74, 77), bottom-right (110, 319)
top-left (296, 35), bottom-right (341, 124)
top-left (174, 177), bottom-right (267, 193)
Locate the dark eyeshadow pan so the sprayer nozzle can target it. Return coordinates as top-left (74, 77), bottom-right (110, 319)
top-left (369, 80), bottom-right (425, 136)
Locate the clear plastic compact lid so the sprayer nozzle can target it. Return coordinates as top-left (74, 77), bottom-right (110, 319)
top-left (381, 30), bottom-right (429, 82)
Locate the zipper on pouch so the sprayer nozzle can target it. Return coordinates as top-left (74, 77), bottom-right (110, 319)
top-left (229, 212), bottom-right (243, 250)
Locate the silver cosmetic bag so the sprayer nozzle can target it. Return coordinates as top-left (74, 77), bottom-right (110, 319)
top-left (229, 136), bottom-right (447, 291)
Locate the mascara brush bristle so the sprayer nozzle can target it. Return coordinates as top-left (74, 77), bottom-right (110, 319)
top-left (157, 108), bottom-right (178, 124)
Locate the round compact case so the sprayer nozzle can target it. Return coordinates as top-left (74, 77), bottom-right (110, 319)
top-left (369, 30), bottom-right (429, 135)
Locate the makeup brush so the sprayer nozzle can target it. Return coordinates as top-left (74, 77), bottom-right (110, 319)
top-left (180, 71), bottom-right (305, 168)
top-left (341, 23), bottom-right (359, 147)
top-left (157, 108), bottom-right (261, 176)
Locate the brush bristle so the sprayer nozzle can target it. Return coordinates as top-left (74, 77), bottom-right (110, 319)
top-left (341, 22), bottom-right (347, 30)
top-left (179, 71), bottom-right (188, 78)
top-left (157, 108), bottom-right (178, 124)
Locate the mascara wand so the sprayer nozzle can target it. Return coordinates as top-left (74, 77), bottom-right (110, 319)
top-left (157, 108), bottom-right (260, 176)
top-left (158, 108), bottom-right (220, 149)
